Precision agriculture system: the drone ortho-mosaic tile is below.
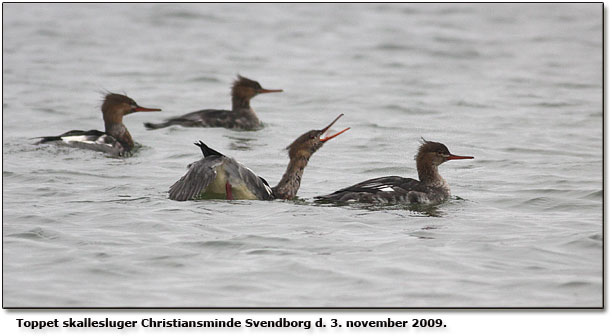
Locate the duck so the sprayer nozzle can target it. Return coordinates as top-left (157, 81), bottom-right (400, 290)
top-left (168, 114), bottom-right (350, 201)
top-left (315, 139), bottom-right (473, 204)
top-left (144, 75), bottom-right (282, 130)
top-left (36, 93), bottom-right (161, 156)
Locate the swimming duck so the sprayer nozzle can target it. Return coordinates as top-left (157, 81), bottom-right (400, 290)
top-left (144, 75), bottom-right (282, 130)
top-left (316, 139), bottom-right (473, 204)
top-left (169, 114), bottom-right (350, 201)
top-left (36, 93), bottom-right (161, 156)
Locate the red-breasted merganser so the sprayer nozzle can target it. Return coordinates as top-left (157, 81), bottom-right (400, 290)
top-left (144, 75), bottom-right (282, 130)
top-left (36, 93), bottom-right (161, 156)
top-left (168, 114), bottom-right (350, 201)
top-left (316, 139), bottom-right (473, 204)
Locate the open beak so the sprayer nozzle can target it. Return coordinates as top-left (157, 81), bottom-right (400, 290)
top-left (258, 88), bottom-right (283, 94)
top-left (319, 114), bottom-right (350, 142)
top-left (133, 105), bottom-right (162, 112)
top-left (447, 154), bottom-right (474, 160)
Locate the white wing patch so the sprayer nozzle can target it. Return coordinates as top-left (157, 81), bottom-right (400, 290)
top-left (62, 135), bottom-right (93, 143)
top-left (62, 134), bottom-right (113, 147)
top-left (359, 183), bottom-right (395, 192)
top-left (263, 183), bottom-right (273, 196)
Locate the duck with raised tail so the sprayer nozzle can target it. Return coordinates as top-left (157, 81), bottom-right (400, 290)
top-left (36, 93), bottom-right (161, 157)
top-left (315, 139), bottom-right (473, 204)
top-left (168, 114), bottom-right (350, 201)
top-left (144, 75), bottom-right (282, 130)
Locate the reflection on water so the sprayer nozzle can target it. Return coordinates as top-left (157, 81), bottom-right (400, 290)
top-left (225, 135), bottom-right (258, 151)
top-left (313, 198), bottom-right (446, 217)
top-left (407, 225), bottom-right (440, 240)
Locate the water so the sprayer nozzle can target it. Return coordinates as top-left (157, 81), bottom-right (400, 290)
top-left (2, 3), bottom-right (602, 307)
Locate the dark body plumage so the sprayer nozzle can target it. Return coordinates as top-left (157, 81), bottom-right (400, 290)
top-left (168, 115), bottom-right (349, 201)
top-left (316, 140), bottom-right (473, 204)
top-left (318, 176), bottom-right (439, 204)
top-left (144, 75), bottom-right (282, 130)
top-left (36, 93), bottom-right (161, 157)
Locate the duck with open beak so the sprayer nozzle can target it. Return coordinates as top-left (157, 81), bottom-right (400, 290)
top-left (168, 114), bottom-right (350, 201)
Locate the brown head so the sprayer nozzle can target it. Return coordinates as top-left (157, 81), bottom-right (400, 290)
top-left (101, 93), bottom-right (161, 126)
top-left (415, 138), bottom-right (474, 167)
top-left (286, 114), bottom-right (350, 160)
top-left (273, 114), bottom-right (349, 199)
top-left (231, 75), bottom-right (283, 102)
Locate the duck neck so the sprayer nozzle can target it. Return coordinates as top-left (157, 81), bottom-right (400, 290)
top-left (417, 161), bottom-right (445, 187)
top-left (272, 154), bottom-right (311, 200)
top-left (104, 116), bottom-right (134, 151)
top-left (231, 95), bottom-right (252, 111)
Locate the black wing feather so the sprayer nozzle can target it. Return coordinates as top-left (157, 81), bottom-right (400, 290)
top-left (316, 176), bottom-right (425, 202)
top-left (194, 141), bottom-right (225, 158)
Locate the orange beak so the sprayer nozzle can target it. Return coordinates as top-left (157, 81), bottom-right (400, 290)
top-left (133, 106), bottom-right (162, 112)
top-left (447, 154), bottom-right (474, 160)
top-left (258, 88), bottom-right (283, 94)
top-left (320, 114), bottom-right (350, 142)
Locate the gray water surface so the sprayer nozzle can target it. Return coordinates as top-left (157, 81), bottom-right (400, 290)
top-left (2, 3), bottom-right (602, 307)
